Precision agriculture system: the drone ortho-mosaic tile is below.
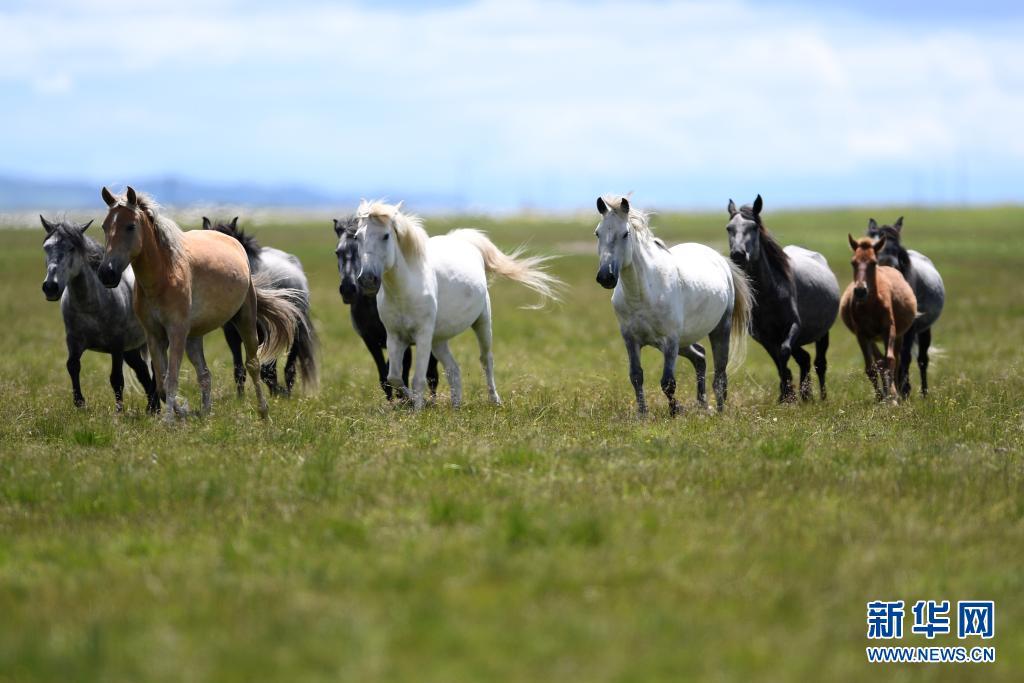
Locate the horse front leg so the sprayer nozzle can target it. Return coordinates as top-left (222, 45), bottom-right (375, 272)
top-left (660, 339), bottom-right (680, 417)
top-left (623, 335), bottom-right (646, 416)
top-left (109, 349), bottom-right (125, 412)
top-left (124, 347), bottom-right (159, 413)
top-left (65, 337), bottom-right (85, 408)
top-left (386, 334), bottom-right (412, 403)
top-left (857, 336), bottom-right (880, 400)
top-left (162, 325), bottom-right (189, 422)
top-left (410, 330), bottom-right (435, 410)
top-left (679, 343), bottom-right (707, 409)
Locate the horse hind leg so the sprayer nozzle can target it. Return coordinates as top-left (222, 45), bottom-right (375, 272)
top-left (679, 343), bottom-right (707, 410)
top-left (109, 349), bottom-right (125, 412)
top-left (813, 333), bottom-right (829, 400)
top-left (283, 342), bottom-right (301, 396)
top-left (261, 358), bottom-right (283, 397)
top-left (917, 327), bottom-right (932, 397)
top-left (471, 304), bottom-right (500, 406)
top-left (791, 345), bottom-right (813, 402)
top-left (223, 324), bottom-right (246, 398)
top-left (431, 340), bottom-right (462, 407)
top-left (124, 347), bottom-right (159, 413)
top-left (185, 336), bottom-right (212, 416)
top-left (66, 338), bottom-right (85, 408)
top-left (233, 288), bottom-right (269, 419)
top-left (660, 341), bottom-right (680, 417)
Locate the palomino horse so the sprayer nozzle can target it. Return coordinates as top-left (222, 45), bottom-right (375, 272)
top-left (840, 235), bottom-right (917, 403)
top-left (97, 187), bottom-right (304, 421)
top-left (40, 216), bottom-right (158, 412)
top-left (354, 200), bottom-right (562, 410)
top-left (866, 217), bottom-right (945, 397)
top-left (334, 215), bottom-right (439, 400)
top-left (595, 195), bottom-right (753, 416)
top-left (727, 195), bottom-right (840, 402)
top-left (203, 217), bottom-right (319, 397)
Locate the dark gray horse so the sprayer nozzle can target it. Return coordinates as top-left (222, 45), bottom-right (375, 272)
top-left (867, 217), bottom-right (945, 397)
top-left (40, 216), bottom-right (158, 412)
top-left (334, 216), bottom-right (438, 400)
top-left (727, 195), bottom-right (840, 401)
top-left (203, 217), bottom-right (319, 397)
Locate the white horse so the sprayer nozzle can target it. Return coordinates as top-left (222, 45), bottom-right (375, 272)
top-left (594, 195), bottom-right (753, 415)
top-left (355, 200), bottom-right (563, 409)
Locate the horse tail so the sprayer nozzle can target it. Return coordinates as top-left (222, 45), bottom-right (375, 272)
top-left (727, 260), bottom-right (754, 370)
top-left (448, 228), bottom-right (564, 307)
top-left (251, 272), bottom-right (304, 365)
top-left (291, 294), bottom-right (320, 393)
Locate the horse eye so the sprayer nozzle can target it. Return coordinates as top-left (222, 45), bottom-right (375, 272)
top-left (382, 233), bottom-right (390, 241)
top-left (126, 223), bottom-right (136, 232)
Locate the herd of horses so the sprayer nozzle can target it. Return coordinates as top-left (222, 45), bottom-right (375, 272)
top-left (38, 187), bottom-right (944, 421)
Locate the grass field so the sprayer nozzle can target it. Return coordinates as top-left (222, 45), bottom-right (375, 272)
top-left (1, 205), bottom-right (1022, 682)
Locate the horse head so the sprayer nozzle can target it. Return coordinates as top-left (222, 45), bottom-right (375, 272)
top-left (594, 195), bottom-right (635, 289)
top-left (98, 185), bottom-right (149, 288)
top-left (334, 216), bottom-right (362, 304)
top-left (848, 233), bottom-right (884, 302)
top-left (40, 216), bottom-right (93, 300)
top-left (726, 194), bottom-right (764, 268)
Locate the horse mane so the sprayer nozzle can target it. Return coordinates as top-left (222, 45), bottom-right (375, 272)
top-left (600, 195), bottom-right (669, 251)
top-left (46, 219), bottom-right (105, 271)
top-left (739, 204), bottom-right (792, 281)
top-left (210, 220), bottom-right (261, 261)
top-left (109, 190), bottom-right (185, 261)
top-left (878, 225), bottom-right (912, 274)
top-left (337, 214), bottom-right (359, 236)
top-left (357, 200), bottom-right (429, 264)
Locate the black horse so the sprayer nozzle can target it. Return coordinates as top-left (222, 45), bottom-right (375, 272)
top-left (333, 216), bottom-right (438, 399)
top-left (726, 195), bottom-right (841, 402)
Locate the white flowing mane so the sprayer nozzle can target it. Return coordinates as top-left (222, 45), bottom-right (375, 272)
top-left (357, 199), bottom-right (429, 265)
top-left (600, 195), bottom-right (667, 250)
top-left (112, 190), bottom-right (185, 260)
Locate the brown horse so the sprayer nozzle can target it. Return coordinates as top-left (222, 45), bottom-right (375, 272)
top-left (97, 186), bottom-right (303, 421)
top-left (840, 235), bottom-right (917, 403)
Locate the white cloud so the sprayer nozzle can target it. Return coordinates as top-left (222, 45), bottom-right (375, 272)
top-left (0, 0), bottom-right (1022, 206)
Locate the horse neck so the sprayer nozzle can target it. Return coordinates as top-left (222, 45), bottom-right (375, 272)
top-left (66, 257), bottom-right (105, 308)
top-left (382, 246), bottom-right (427, 300)
top-left (131, 221), bottom-right (175, 294)
top-left (748, 252), bottom-right (788, 301)
top-left (618, 238), bottom-right (658, 301)
top-left (861, 266), bottom-right (886, 304)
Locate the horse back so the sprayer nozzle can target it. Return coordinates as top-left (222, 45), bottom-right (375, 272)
top-left (907, 250), bottom-right (945, 327)
top-left (787, 246), bottom-right (840, 343)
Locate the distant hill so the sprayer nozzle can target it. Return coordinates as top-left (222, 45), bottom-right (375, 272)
top-left (0, 175), bottom-right (464, 211)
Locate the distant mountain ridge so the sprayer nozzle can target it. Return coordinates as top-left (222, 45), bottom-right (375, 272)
top-left (0, 175), bottom-right (464, 211)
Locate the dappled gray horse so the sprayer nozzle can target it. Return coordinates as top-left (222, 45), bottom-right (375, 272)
top-left (867, 217), bottom-right (945, 397)
top-left (727, 195), bottom-right (840, 401)
top-left (40, 216), bottom-right (158, 412)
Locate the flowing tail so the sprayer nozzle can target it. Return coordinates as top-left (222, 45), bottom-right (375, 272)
top-left (290, 293), bottom-right (320, 392)
top-left (447, 228), bottom-right (564, 307)
top-left (252, 272), bottom-right (305, 365)
top-left (726, 261), bottom-right (754, 370)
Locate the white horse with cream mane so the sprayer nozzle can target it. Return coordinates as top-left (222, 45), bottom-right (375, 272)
top-left (355, 200), bottom-right (563, 409)
top-left (594, 195), bottom-right (753, 416)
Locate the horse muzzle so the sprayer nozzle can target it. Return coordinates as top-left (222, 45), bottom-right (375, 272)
top-left (41, 280), bottom-right (62, 301)
top-left (98, 261), bottom-right (123, 288)
top-left (357, 272), bottom-right (381, 294)
top-left (853, 286), bottom-right (868, 302)
top-left (596, 263), bottom-right (618, 289)
top-left (339, 280), bottom-right (359, 304)
top-left (730, 250), bottom-right (748, 267)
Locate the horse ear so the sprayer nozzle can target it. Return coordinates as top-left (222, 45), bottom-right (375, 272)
top-left (620, 197), bottom-right (630, 214)
top-left (40, 215), bottom-right (55, 234)
top-left (230, 217), bottom-right (239, 230)
top-left (202, 217), bottom-right (212, 230)
top-left (848, 233), bottom-right (858, 251)
top-left (125, 186), bottom-right (138, 207)
top-left (867, 218), bottom-right (878, 232)
top-left (596, 197), bottom-right (607, 215)
top-left (79, 219), bottom-right (93, 233)
top-left (394, 200), bottom-right (404, 213)
top-left (752, 194), bottom-right (763, 216)
top-left (893, 216), bottom-right (904, 232)
top-left (874, 233), bottom-right (886, 251)
top-left (101, 186), bottom-right (117, 207)
top-left (333, 218), bottom-right (341, 234)
top-left (727, 199), bottom-right (737, 217)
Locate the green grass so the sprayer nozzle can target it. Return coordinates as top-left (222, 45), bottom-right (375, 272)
top-left (1, 206), bottom-right (1022, 682)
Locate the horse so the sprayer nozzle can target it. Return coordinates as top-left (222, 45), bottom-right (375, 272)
top-left (203, 217), bottom-right (319, 397)
top-left (334, 215), bottom-right (439, 400)
top-left (866, 217), bottom-right (945, 397)
top-left (726, 195), bottom-right (840, 402)
top-left (40, 216), bottom-right (159, 413)
top-left (354, 200), bottom-right (562, 410)
top-left (97, 186), bottom-right (305, 421)
top-left (595, 195), bottom-right (753, 416)
top-left (840, 235), bottom-right (917, 404)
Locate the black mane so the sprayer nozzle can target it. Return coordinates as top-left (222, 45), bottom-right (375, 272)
top-left (209, 220), bottom-right (261, 261)
top-left (878, 225), bottom-right (912, 275)
top-left (740, 205), bottom-right (792, 282)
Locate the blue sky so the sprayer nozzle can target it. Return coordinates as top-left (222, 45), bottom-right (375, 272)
top-left (1, 0), bottom-right (1022, 210)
